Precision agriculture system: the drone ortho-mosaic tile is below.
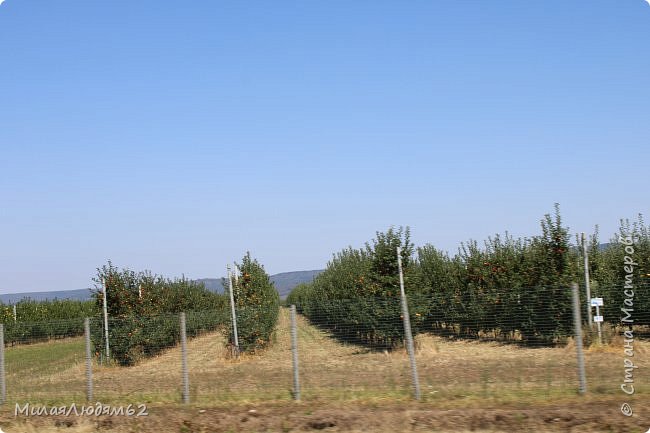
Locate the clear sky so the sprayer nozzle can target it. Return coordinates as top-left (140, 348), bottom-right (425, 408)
top-left (1, 1), bottom-right (649, 293)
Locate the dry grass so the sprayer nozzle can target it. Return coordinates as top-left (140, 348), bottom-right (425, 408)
top-left (2, 308), bottom-right (649, 408)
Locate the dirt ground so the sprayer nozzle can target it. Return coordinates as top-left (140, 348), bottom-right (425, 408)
top-left (2, 398), bottom-right (650, 433)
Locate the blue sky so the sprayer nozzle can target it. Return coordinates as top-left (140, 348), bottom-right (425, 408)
top-left (1, 1), bottom-right (649, 292)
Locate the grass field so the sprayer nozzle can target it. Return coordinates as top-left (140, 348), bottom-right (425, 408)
top-left (1, 308), bottom-right (649, 431)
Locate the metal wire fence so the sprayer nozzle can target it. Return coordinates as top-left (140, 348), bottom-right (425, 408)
top-left (0, 287), bottom-right (648, 410)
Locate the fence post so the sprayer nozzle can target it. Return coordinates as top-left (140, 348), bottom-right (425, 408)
top-left (102, 278), bottom-right (110, 362)
top-left (180, 312), bottom-right (190, 404)
top-left (0, 323), bottom-right (5, 405)
top-left (581, 233), bottom-right (593, 328)
top-left (397, 247), bottom-right (421, 400)
top-left (571, 283), bottom-right (587, 394)
top-left (227, 266), bottom-right (240, 357)
top-left (84, 318), bottom-right (93, 402)
top-left (290, 305), bottom-right (301, 401)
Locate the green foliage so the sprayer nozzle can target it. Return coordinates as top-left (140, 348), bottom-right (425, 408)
top-left (285, 283), bottom-right (313, 312)
top-left (93, 262), bottom-right (227, 319)
top-left (226, 253), bottom-right (280, 353)
top-left (92, 309), bottom-right (229, 366)
top-left (0, 299), bottom-right (95, 344)
top-left (289, 207), bottom-right (597, 348)
top-left (366, 227), bottom-right (414, 297)
top-left (411, 245), bottom-right (464, 331)
top-left (414, 205), bottom-right (579, 344)
top-left (294, 227), bottom-right (415, 349)
top-left (0, 298), bottom-right (95, 323)
top-left (91, 262), bottom-right (228, 366)
top-left (588, 215), bottom-right (650, 323)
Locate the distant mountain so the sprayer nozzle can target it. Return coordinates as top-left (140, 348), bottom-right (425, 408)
top-left (598, 242), bottom-right (612, 251)
top-left (271, 270), bottom-right (323, 297)
top-left (197, 269), bottom-right (323, 299)
top-left (0, 270), bottom-right (323, 304)
top-left (0, 288), bottom-right (94, 304)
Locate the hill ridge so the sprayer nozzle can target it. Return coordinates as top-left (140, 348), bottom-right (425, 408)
top-left (0, 269), bottom-right (323, 304)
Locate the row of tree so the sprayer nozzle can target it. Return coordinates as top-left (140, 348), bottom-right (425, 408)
top-left (224, 252), bottom-right (280, 353)
top-left (288, 227), bottom-right (414, 349)
top-left (0, 299), bottom-right (95, 344)
top-left (583, 217), bottom-right (650, 320)
top-left (0, 298), bottom-right (95, 323)
top-left (90, 254), bottom-right (280, 366)
top-left (287, 206), bottom-right (650, 347)
top-left (91, 262), bottom-right (229, 365)
top-left (0, 253), bottom-right (281, 365)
